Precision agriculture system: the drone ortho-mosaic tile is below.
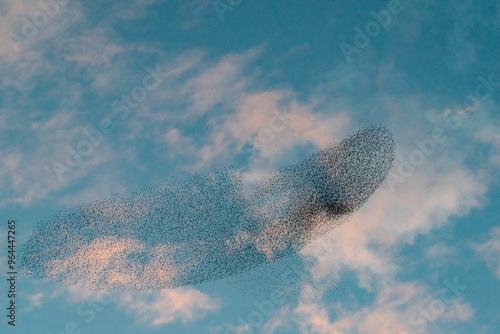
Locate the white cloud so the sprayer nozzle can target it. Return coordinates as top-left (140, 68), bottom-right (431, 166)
top-left (0, 109), bottom-right (121, 207)
top-left (0, 0), bottom-right (84, 61)
top-left (181, 46), bottom-right (264, 115)
top-left (473, 227), bottom-right (500, 279)
top-left (476, 124), bottom-right (500, 170)
top-left (297, 158), bottom-right (486, 292)
top-left (23, 292), bottom-right (44, 312)
top-left (424, 243), bottom-right (457, 266)
top-left (47, 278), bottom-right (221, 328)
top-left (116, 288), bottom-right (222, 327)
top-left (60, 27), bottom-right (124, 66)
top-left (196, 88), bottom-right (351, 176)
top-left (293, 280), bottom-right (473, 334)
top-left (248, 96), bottom-right (487, 332)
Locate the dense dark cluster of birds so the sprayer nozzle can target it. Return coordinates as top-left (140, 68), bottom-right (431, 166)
top-left (20, 125), bottom-right (395, 291)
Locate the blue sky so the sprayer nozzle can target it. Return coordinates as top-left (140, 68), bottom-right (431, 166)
top-left (1, 0), bottom-right (500, 333)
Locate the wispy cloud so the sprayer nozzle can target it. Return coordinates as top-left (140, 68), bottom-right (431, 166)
top-left (473, 227), bottom-right (500, 279)
top-left (116, 288), bottom-right (222, 326)
top-left (230, 115), bottom-right (488, 332)
top-left (23, 292), bottom-right (44, 312)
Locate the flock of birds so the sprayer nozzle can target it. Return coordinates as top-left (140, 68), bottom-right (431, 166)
top-left (20, 125), bottom-right (395, 291)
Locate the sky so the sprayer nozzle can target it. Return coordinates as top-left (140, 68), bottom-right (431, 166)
top-left (0, 0), bottom-right (499, 333)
